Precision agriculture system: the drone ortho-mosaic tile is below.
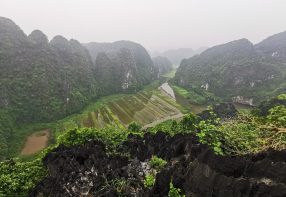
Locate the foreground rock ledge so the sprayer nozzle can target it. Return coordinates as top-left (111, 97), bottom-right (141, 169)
top-left (30, 132), bottom-right (286, 197)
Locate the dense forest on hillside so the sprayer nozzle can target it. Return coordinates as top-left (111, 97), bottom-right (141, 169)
top-left (174, 32), bottom-right (286, 105)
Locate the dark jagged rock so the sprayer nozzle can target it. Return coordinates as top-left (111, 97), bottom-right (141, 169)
top-left (30, 140), bottom-right (146, 197)
top-left (150, 168), bottom-right (172, 196)
top-left (198, 102), bottom-right (238, 120)
top-left (31, 132), bottom-right (286, 196)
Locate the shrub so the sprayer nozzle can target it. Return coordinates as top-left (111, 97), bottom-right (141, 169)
top-left (144, 174), bottom-right (155, 188)
top-left (149, 156), bottom-right (167, 171)
top-left (267, 105), bottom-right (286, 127)
top-left (0, 158), bottom-right (46, 196)
top-left (127, 122), bottom-right (142, 132)
top-left (168, 182), bottom-right (185, 197)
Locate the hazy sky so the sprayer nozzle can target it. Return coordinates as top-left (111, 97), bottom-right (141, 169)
top-left (1, 0), bottom-right (286, 52)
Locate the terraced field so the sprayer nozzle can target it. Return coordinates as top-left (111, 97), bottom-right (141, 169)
top-left (81, 90), bottom-right (182, 128)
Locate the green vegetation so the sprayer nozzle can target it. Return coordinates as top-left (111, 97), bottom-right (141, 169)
top-left (267, 105), bottom-right (286, 127)
top-left (149, 156), bottom-right (167, 171)
top-left (174, 33), bottom-right (286, 104)
top-left (169, 182), bottom-right (185, 197)
top-left (127, 122), bottom-right (142, 132)
top-left (0, 17), bottom-right (160, 161)
top-left (1, 93), bottom-right (286, 196)
top-left (144, 174), bottom-right (156, 188)
top-left (1, 79), bottom-right (182, 160)
top-left (162, 69), bottom-right (176, 79)
top-left (0, 159), bottom-right (45, 197)
top-left (171, 85), bottom-right (218, 105)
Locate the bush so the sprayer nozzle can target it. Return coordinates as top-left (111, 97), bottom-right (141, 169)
top-left (168, 182), bottom-right (185, 197)
top-left (0, 158), bottom-right (46, 196)
top-left (127, 122), bottom-right (142, 132)
top-left (144, 174), bottom-right (155, 188)
top-left (267, 105), bottom-right (286, 127)
top-left (149, 156), bottom-right (167, 171)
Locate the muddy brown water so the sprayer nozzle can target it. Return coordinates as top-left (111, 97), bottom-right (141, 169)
top-left (21, 129), bottom-right (50, 155)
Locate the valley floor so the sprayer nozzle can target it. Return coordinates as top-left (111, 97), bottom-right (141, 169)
top-left (17, 80), bottom-right (187, 157)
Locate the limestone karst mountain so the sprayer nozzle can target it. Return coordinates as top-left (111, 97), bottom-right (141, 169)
top-left (174, 33), bottom-right (286, 105)
top-left (152, 56), bottom-right (173, 77)
top-left (0, 17), bottom-right (157, 124)
top-left (84, 41), bottom-right (157, 95)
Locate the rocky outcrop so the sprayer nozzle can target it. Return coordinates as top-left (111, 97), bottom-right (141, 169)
top-left (30, 131), bottom-right (286, 196)
top-left (232, 95), bottom-right (254, 106)
top-left (198, 102), bottom-right (238, 120)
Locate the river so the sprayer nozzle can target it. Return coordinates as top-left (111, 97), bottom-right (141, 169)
top-left (159, 82), bottom-right (176, 99)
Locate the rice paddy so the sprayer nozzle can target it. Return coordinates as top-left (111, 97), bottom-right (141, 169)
top-left (80, 89), bottom-right (182, 128)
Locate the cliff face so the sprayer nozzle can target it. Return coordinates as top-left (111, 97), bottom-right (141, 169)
top-left (174, 33), bottom-right (286, 104)
top-left (84, 41), bottom-right (156, 94)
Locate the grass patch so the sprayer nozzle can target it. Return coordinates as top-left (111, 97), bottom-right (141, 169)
top-left (172, 85), bottom-right (207, 104)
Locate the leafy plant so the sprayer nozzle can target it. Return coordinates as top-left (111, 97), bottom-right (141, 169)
top-left (267, 105), bottom-right (286, 127)
top-left (144, 174), bottom-right (155, 188)
top-left (149, 156), bottom-right (167, 171)
top-left (0, 158), bottom-right (46, 196)
top-left (127, 122), bottom-right (142, 132)
top-left (168, 182), bottom-right (185, 197)
top-left (196, 120), bottom-right (223, 155)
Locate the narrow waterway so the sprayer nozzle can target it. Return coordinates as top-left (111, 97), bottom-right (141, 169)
top-left (159, 82), bottom-right (176, 99)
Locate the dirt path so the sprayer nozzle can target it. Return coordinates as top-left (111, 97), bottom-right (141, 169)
top-left (21, 129), bottom-right (50, 155)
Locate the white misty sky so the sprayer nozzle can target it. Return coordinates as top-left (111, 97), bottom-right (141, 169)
top-left (1, 0), bottom-right (286, 52)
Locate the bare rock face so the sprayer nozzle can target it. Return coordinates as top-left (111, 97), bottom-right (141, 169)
top-left (232, 95), bottom-right (254, 106)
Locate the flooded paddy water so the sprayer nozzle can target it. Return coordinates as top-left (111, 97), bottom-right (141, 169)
top-left (21, 129), bottom-right (50, 155)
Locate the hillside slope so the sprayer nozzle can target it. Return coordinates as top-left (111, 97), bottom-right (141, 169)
top-left (174, 33), bottom-right (286, 105)
top-left (84, 41), bottom-right (157, 94)
top-left (0, 17), bottom-right (99, 123)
